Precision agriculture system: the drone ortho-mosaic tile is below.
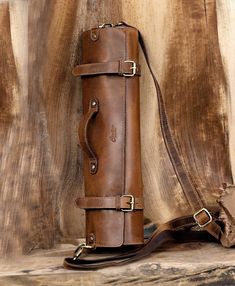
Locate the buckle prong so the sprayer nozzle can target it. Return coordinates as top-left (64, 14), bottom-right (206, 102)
top-left (123, 60), bottom-right (137, 77)
top-left (121, 195), bottom-right (135, 212)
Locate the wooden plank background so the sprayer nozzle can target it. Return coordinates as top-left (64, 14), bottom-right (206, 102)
top-left (1, 243), bottom-right (235, 286)
top-left (0, 0), bottom-right (234, 257)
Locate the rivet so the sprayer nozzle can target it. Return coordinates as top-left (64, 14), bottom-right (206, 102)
top-left (90, 29), bottom-right (99, 41)
top-left (91, 164), bottom-right (96, 170)
top-left (91, 100), bottom-right (97, 107)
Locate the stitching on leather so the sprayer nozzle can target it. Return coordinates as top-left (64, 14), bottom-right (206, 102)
top-left (123, 29), bottom-right (127, 243)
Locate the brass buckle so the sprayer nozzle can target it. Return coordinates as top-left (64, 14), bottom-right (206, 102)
top-left (193, 208), bottom-right (212, 228)
top-left (123, 60), bottom-right (137, 77)
top-left (121, 195), bottom-right (135, 212)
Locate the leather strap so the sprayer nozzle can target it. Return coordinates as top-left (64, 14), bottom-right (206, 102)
top-left (64, 23), bottom-right (223, 270)
top-left (194, 209), bottom-right (221, 240)
top-left (137, 31), bottom-right (203, 212)
top-left (135, 22), bottom-right (223, 241)
top-left (73, 60), bottom-right (141, 77)
top-left (76, 196), bottom-right (144, 210)
top-left (63, 215), bottom-right (216, 270)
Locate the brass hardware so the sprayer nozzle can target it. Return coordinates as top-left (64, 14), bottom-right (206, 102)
top-left (98, 22), bottom-right (125, 29)
top-left (73, 243), bottom-right (94, 260)
top-left (123, 60), bottom-right (137, 77)
top-left (121, 195), bottom-right (135, 212)
top-left (88, 233), bottom-right (96, 245)
top-left (91, 100), bottom-right (97, 107)
top-left (98, 23), bottom-right (114, 28)
top-left (90, 29), bottom-right (99, 41)
top-left (90, 98), bottom-right (98, 109)
top-left (109, 125), bottom-right (117, 142)
top-left (115, 22), bottom-right (124, 26)
top-left (89, 160), bottom-right (98, 175)
top-left (193, 208), bottom-right (212, 228)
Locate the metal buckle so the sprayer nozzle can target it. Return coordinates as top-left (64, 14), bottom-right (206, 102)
top-left (123, 60), bottom-right (137, 77)
top-left (120, 195), bottom-right (135, 212)
top-left (193, 208), bottom-right (213, 228)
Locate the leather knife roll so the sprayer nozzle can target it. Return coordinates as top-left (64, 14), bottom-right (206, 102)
top-left (74, 25), bottom-right (144, 248)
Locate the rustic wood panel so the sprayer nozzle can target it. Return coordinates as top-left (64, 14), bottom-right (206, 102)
top-left (0, 0), bottom-right (122, 256)
top-left (216, 0), bottom-right (235, 181)
top-left (122, 0), bottom-right (234, 224)
top-left (0, 0), bottom-right (234, 257)
top-left (0, 0), bottom-right (28, 257)
top-left (0, 243), bottom-right (234, 285)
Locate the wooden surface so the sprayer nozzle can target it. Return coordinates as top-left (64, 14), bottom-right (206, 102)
top-left (217, 0), bottom-right (235, 179)
top-left (123, 0), bottom-right (234, 222)
top-left (0, 0), bottom-right (234, 257)
top-left (0, 0), bottom-right (29, 257)
top-left (0, 243), bottom-right (235, 285)
top-left (0, 0), bottom-right (122, 257)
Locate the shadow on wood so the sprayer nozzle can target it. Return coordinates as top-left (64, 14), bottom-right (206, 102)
top-left (0, 0), bottom-right (234, 258)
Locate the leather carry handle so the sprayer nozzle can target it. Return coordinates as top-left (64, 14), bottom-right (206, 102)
top-left (78, 98), bottom-right (99, 174)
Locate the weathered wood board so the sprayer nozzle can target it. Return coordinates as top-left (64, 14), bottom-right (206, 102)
top-left (0, 0), bottom-right (234, 257)
top-left (0, 0), bottom-right (29, 257)
top-left (217, 0), bottom-right (235, 180)
top-left (122, 0), bottom-right (234, 223)
top-left (0, 243), bottom-right (234, 286)
top-left (0, 0), bottom-right (122, 256)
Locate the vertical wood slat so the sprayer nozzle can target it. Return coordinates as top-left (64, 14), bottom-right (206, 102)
top-left (216, 0), bottom-right (235, 181)
top-left (0, 0), bottom-right (234, 257)
top-left (122, 0), bottom-right (187, 223)
top-left (122, 0), bottom-right (233, 223)
top-left (0, 0), bottom-right (28, 256)
top-left (0, 0), bottom-right (122, 256)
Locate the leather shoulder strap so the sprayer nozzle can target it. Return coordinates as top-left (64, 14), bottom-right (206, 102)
top-left (64, 215), bottom-right (216, 270)
top-left (64, 23), bottom-right (223, 270)
top-left (126, 21), bottom-right (223, 242)
top-left (135, 25), bottom-right (203, 211)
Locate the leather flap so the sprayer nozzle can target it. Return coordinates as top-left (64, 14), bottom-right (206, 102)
top-left (86, 211), bottom-right (125, 247)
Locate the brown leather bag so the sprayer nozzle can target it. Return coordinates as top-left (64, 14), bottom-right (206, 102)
top-left (64, 22), bottom-right (235, 270)
top-left (73, 23), bottom-right (144, 249)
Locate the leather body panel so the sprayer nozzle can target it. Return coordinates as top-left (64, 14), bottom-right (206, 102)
top-left (81, 26), bottom-right (144, 247)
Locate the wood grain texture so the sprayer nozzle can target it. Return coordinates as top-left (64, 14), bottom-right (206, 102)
top-left (0, 1), bottom-right (18, 124)
top-left (0, 243), bottom-right (234, 285)
top-left (122, 0), bottom-right (234, 224)
top-left (0, 0), bottom-right (234, 257)
top-left (0, 0), bottom-right (122, 256)
top-left (216, 0), bottom-right (235, 181)
top-left (122, 0), bottom-right (188, 223)
top-left (0, 0), bottom-right (28, 257)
